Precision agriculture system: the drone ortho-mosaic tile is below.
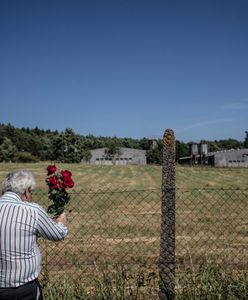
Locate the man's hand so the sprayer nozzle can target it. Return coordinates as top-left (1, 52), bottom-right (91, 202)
top-left (56, 213), bottom-right (67, 226)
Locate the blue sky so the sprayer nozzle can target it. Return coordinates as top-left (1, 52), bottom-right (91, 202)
top-left (0, 0), bottom-right (247, 142)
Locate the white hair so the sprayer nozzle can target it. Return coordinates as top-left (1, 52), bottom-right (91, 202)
top-left (2, 170), bottom-right (36, 196)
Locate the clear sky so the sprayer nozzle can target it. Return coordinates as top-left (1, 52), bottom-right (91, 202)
top-left (0, 0), bottom-right (247, 142)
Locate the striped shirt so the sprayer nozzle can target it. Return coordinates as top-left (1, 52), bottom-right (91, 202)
top-left (0, 192), bottom-right (68, 288)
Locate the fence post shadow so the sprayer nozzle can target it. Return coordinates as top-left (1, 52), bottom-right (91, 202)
top-left (159, 129), bottom-right (176, 300)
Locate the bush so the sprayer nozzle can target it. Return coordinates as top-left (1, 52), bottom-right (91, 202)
top-left (16, 152), bottom-right (39, 163)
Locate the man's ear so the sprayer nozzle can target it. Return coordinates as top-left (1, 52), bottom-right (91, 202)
top-left (21, 190), bottom-right (28, 202)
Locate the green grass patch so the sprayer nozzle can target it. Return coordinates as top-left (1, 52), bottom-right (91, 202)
top-left (41, 263), bottom-right (248, 300)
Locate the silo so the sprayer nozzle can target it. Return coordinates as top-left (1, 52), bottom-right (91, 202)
top-left (200, 143), bottom-right (208, 155)
top-left (190, 143), bottom-right (199, 156)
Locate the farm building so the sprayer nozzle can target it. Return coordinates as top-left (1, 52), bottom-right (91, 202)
top-left (211, 148), bottom-right (248, 167)
top-left (179, 143), bottom-right (248, 167)
top-left (83, 147), bottom-right (147, 165)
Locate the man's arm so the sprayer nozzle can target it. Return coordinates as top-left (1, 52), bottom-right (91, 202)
top-left (36, 207), bottom-right (68, 241)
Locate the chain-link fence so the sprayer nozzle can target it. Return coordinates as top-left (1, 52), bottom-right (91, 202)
top-left (34, 188), bottom-right (248, 286)
top-left (176, 188), bottom-right (248, 270)
top-left (36, 188), bottom-right (161, 285)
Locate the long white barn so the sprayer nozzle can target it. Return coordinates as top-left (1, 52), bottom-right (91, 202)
top-left (84, 147), bottom-right (147, 165)
top-left (211, 148), bottom-right (248, 167)
top-left (179, 146), bottom-right (248, 168)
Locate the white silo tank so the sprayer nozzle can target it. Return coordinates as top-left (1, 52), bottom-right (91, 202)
top-left (191, 143), bottom-right (199, 155)
top-left (200, 143), bottom-right (208, 155)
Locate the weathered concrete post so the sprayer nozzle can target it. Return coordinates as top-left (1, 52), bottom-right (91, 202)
top-left (159, 129), bottom-right (176, 300)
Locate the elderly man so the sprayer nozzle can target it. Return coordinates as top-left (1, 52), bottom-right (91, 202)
top-left (0, 170), bottom-right (68, 300)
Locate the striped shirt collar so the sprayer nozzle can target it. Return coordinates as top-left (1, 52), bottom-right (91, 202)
top-left (1, 191), bottom-right (22, 202)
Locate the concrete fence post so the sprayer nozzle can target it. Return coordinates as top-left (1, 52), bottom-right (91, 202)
top-left (159, 129), bottom-right (176, 300)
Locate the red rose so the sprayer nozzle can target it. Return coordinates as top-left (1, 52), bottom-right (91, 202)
top-left (47, 164), bottom-right (57, 175)
top-left (61, 170), bottom-right (74, 188)
top-left (62, 176), bottom-right (74, 188)
top-left (46, 165), bottom-right (75, 216)
top-left (61, 170), bottom-right (72, 178)
top-left (59, 181), bottom-right (67, 190)
top-left (48, 175), bottom-right (59, 189)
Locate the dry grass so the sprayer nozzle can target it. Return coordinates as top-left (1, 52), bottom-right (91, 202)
top-left (0, 162), bottom-right (247, 287)
top-left (0, 162), bottom-right (248, 191)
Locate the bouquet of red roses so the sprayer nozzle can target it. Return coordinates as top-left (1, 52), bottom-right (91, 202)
top-left (46, 164), bottom-right (74, 216)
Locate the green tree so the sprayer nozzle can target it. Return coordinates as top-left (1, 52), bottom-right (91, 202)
top-left (0, 137), bottom-right (18, 162)
top-left (81, 149), bottom-right (92, 162)
top-left (146, 140), bottom-right (163, 165)
top-left (207, 140), bottom-right (221, 152)
top-left (40, 136), bottom-right (54, 160)
top-left (217, 138), bottom-right (242, 149)
top-left (176, 141), bottom-right (189, 161)
top-left (138, 138), bottom-right (150, 150)
top-left (50, 128), bottom-right (84, 163)
top-left (105, 140), bottom-right (121, 159)
top-left (16, 152), bottom-right (39, 163)
top-left (50, 134), bottom-right (67, 162)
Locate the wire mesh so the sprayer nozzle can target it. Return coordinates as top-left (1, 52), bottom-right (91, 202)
top-left (176, 188), bottom-right (248, 270)
top-left (36, 188), bottom-right (161, 284)
top-left (34, 188), bottom-right (248, 285)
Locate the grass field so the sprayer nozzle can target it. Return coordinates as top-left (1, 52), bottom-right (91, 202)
top-left (0, 162), bottom-right (247, 298)
top-left (0, 162), bottom-right (247, 191)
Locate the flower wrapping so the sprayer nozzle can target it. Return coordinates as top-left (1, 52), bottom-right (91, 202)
top-left (46, 164), bottom-right (74, 216)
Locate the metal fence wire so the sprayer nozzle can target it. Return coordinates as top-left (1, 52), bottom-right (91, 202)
top-left (176, 188), bottom-right (248, 270)
top-left (34, 188), bottom-right (248, 284)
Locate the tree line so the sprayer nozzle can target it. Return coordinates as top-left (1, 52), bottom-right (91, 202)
top-left (0, 123), bottom-right (247, 164)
